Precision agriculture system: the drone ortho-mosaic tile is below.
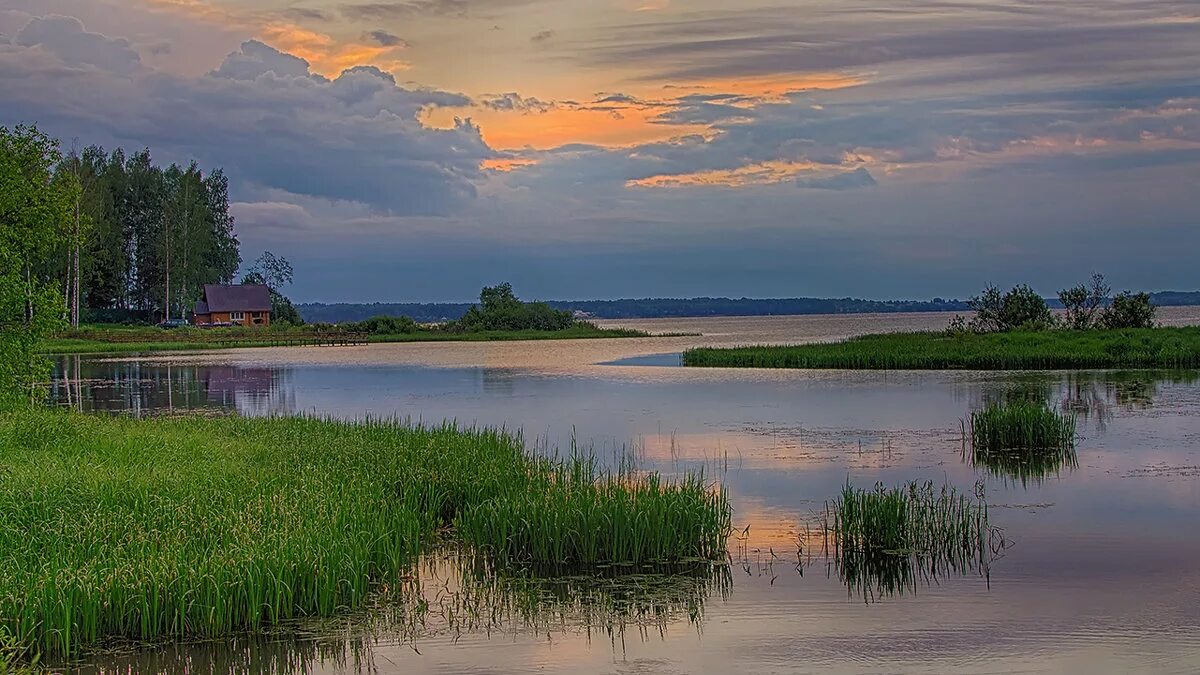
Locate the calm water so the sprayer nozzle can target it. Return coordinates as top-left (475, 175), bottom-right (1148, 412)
top-left (50, 310), bottom-right (1200, 674)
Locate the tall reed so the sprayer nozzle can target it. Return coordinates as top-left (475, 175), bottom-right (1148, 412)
top-left (823, 480), bottom-right (1002, 601)
top-left (967, 401), bottom-right (1077, 485)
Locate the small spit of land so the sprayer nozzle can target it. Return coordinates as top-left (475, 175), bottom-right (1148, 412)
top-left (41, 323), bottom-right (651, 356)
top-left (685, 279), bottom-right (1200, 370)
top-left (0, 410), bottom-right (729, 664)
top-left (684, 327), bottom-right (1200, 370)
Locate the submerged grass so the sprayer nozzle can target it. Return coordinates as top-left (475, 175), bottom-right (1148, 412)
top-left (682, 326), bottom-right (1200, 370)
top-left (967, 401), bottom-right (1078, 485)
top-left (0, 410), bottom-right (730, 662)
top-left (823, 480), bottom-right (1003, 601)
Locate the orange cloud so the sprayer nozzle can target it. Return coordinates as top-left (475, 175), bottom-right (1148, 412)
top-left (628, 160), bottom-right (826, 188)
top-left (426, 104), bottom-right (709, 150)
top-left (481, 158), bottom-right (540, 172)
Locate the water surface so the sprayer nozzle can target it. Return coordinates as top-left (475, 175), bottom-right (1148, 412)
top-left (51, 311), bottom-right (1200, 674)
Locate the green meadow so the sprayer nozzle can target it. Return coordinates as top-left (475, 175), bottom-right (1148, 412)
top-left (0, 410), bottom-right (730, 662)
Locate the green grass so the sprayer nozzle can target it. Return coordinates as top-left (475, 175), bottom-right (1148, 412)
top-left (0, 410), bottom-right (730, 662)
top-left (823, 480), bottom-right (1001, 601)
top-left (967, 401), bottom-right (1078, 485)
top-left (682, 326), bottom-right (1200, 370)
top-left (39, 324), bottom-right (657, 355)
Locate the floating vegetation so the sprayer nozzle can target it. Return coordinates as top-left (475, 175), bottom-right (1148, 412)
top-left (0, 410), bottom-right (731, 662)
top-left (822, 480), bottom-right (1005, 602)
top-left (681, 326), bottom-right (1200, 370)
top-left (967, 401), bottom-right (1077, 485)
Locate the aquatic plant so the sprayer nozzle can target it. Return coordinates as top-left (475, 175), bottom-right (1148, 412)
top-left (0, 410), bottom-right (730, 662)
top-left (681, 326), bottom-right (1200, 370)
top-left (966, 400), bottom-right (1077, 485)
top-left (822, 480), bottom-right (1003, 601)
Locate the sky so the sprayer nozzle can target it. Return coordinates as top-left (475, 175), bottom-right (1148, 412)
top-left (1, 0), bottom-right (1198, 302)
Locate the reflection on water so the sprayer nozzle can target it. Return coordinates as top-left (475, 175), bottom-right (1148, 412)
top-left (51, 356), bottom-right (294, 416)
top-left (68, 556), bottom-right (732, 675)
top-left (45, 311), bottom-right (1200, 673)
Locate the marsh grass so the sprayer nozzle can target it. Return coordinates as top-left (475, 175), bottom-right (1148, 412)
top-left (967, 401), bottom-right (1077, 485)
top-left (823, 480), bottom-right (1003, 601)
top-left (0, 410), bottom-right (730, 662)
top-left (40, 324), bottom-right (657, 356)
top-left (682, 326), bottom-right (1200, 370)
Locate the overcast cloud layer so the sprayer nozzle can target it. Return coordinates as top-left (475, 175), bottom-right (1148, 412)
top-left (1, 0), bottom-right (1197, 302)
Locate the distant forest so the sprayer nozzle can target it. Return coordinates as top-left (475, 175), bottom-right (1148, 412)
top-left (299, 291), bottom-right (1200, 324)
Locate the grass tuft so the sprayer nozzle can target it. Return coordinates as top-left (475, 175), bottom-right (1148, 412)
top-left (823, 480), bottom-right (1003, 601)
top-left (966, 400), bottom-right (1077, 485)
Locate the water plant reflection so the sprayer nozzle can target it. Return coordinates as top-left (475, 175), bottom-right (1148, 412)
top-left (821, 481), bottom-right (1006, 602)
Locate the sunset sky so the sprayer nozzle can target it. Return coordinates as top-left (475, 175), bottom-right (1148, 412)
top-left (2, 0), bottom-right (1198, 302)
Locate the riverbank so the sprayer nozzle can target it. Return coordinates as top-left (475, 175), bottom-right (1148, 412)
top-left (40, 324), bottom-right (659, 355)
top-left (682, 327), bottom-right (1200, 370)
top-left (0, 409), bottom-right (728, 665)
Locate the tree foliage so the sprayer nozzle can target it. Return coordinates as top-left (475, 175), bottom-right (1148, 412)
top-left (966, 284), bottom-right (1053, 333)
top-left (1058, 274), bottom-right (1110, 330)
top-left (242, 251), bottom-right (303, 326)
top-left (0, 125), bottom-right (71, 407)
top-left (1100, 291), bottom-right (1156, 329)
top-left (454, 283), bottom-right (575, 332)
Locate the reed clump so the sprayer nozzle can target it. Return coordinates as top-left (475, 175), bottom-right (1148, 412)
top-left (682, 326), bottom-right (1200, 370)
top-left (823, 480), bottom-right (1002, 601)
top-left (0, 410), bottom-right (730, 662)
top-left (967, 401), bottom-right (1077, 485)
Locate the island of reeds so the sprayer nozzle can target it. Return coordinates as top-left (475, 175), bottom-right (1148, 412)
top-left (822, 480), bottom-right (1003, 601)
top-left (0, 410), bottom-right (731, 664)
top-left (684, 277), bottom-right (1200, 370)
top-left (966, 400), bottom-right (1078, 485)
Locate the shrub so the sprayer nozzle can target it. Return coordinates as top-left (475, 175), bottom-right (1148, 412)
top-left (1058, 274), bottom-right (1110, 330)
top-left (967, 284), bottom-right (1053, 332)
top-left (1101, 291), bottom-right (1156, 329)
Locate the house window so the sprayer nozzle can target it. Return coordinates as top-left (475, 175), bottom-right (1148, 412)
top-left (231, 311), bottom-right (245, 321)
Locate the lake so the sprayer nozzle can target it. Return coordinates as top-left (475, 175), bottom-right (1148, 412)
top-left (51, 309), bottom-right (1200, 674)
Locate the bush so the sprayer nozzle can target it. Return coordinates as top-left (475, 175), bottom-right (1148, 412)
top-left (967, 284), bottom-right (1052, 333)
top-left (452, 283), bottom-right (574, 332)
top-left (1101, 291), bottom-right (1156, 329)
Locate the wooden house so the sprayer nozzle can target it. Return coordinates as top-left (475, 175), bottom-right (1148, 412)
top-left (192, 284), bottom-right (272, 327)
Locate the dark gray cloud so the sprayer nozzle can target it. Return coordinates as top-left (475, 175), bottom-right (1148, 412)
top-left (279, 7), bottom-right (335, 22)
top-left (364, 29), bottom-right (409, 47)
top-left (15, 14), bottom-right (140, 75)
top-left (339, 1), bottom-right (471, 20)
top-left (1, 29), bottom-right (489, 216)
top-left (212, 39), bottom-right (313, 80)
top-left (479, 92), bottom-right (553, 112)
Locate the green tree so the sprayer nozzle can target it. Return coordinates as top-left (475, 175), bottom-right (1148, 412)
top-left (1101, 291), bottom-right (1156, 329)
top-left (0, 125), bottom-right (71, 407)
top-left (1058, 273), bottom-right (1110, 330)
top-left (243, 251), bottom-right (303, 325)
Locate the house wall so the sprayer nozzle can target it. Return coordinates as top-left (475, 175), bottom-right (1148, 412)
top-left (192, 311), bottom-right (271, 326)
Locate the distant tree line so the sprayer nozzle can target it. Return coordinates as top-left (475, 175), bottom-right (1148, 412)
top-left (298, 296), bottom-right (975, 324)
top-left (35, 132), bottom-right (240, 326)
top-left (315, 283), bottom-right (574, 334)
top-left (951, 274), bottom-right (1157, 334)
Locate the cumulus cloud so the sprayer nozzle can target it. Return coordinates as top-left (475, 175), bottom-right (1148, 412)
top-left (212, 39), bottom-right (314, 80)
top-left (1, 22), bottom-right (491, 216)
top-left (15, 14), bottom-right (140, 74)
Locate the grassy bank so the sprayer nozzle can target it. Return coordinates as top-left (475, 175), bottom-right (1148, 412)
top-left (683, 327), bottom-right (1200, 370)
top-left (0, 410), bottom-right (729, 662)
top-left (40, 324), bottom-right (655, 355)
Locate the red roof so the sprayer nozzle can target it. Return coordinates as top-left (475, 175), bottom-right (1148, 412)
top-left (198, 284), bottom-right (272, 313)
